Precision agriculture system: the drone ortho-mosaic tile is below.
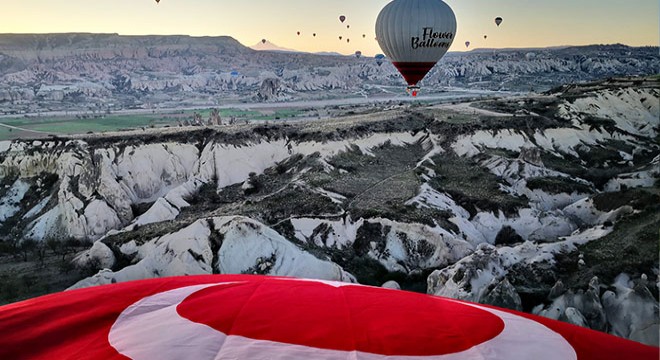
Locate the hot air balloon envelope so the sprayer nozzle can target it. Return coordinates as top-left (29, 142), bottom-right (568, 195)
top-left (339, 15), bottom-right (346, 23)
top-left (375, 54), bottom-right (386, 66)
top-left (375, 0), bottom-right (457, 88)
top-left (495, 17), bottom-right (503, 26)
top-left (0, 275), bottom-right (657, 360)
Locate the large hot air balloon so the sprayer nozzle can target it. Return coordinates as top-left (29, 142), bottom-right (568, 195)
top-left (0, 275), bottom-right (657, 360)
top-left (465, 41), bottom-right (471, 48)
top-left (495, 17), bottom-right (503, 26)
top-left (355, 51), bottom-right (362, 59)
top-left (339, 15), bottom-right (346, 23)
top-left (375, 0), bottom-right (457, 94)
top-left (375, 53), bottom-right (386, 66)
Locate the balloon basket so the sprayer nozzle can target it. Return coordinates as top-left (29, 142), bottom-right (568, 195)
top-left (406, 86), bottom-right (420, 97)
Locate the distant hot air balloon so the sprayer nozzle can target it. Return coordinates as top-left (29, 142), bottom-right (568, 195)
top-left (465, 41), bottom-right (471, 48)
top-left (339, 15), bottom-right (346, 23)
top-left (339, 36), bottom-right (343, 40)
top-left (484, 35), bottom-right (488, 40)
top-left (347, 38), bottom-right (350, 43)
top-left (297, 31), bottom-right (301, 36)
top-left (375, 53), bottom-right (385, 66)
top-left (375, 0), bottom-right (457, 93)
top-left (0, 275), bottom-right (657, 360)
top-left (262, 39), bottom-right (267, 44)
top-left (495, 17), bottom-right (503, 26)
top-left (313, 33), bottom-right (316, 37)
top-left (155, 0), bottom-right (160, 3)
top-left (363, 34), bottom-right (366, 38)
top-left (347, 25), bottom-right (350, 29)
top-left (355, 51), bottom-right (362, 58)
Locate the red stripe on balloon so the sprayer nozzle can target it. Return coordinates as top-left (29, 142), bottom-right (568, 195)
top-left (392, 62), bottom-right (437, 86)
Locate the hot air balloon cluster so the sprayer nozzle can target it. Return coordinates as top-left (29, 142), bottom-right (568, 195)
top-left (481, 17), bottom-right (503, 43)
top-left (464, 15), bottom-right (504, 55)
top-left (0, 275), bottom-right (657, 359)
top-left (260, 12), bottom-right (371, 58)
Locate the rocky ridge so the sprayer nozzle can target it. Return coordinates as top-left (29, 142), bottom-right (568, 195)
top-left (0, 34), bottom-right (657, 114)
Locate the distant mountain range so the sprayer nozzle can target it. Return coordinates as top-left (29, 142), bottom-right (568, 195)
top-left (250, 40), bottom-right (344, 56)
top-left (0, 33), bottom-right (657, 114)
top-left (250, 40), bottom-right (297, 53)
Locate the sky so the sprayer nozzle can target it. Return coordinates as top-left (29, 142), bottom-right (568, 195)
top-left (0, 0), bottom-right (658, 55)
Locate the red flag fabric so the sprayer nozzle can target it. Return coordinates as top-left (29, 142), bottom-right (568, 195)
top-left (0, 275), bottom-right (657, 359)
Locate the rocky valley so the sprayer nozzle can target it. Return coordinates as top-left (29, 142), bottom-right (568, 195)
top-left (0, 73), bottom-right (658, 345)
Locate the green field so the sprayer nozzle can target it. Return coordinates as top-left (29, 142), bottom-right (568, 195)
top-left (0, 107), bottom-right (306, 140)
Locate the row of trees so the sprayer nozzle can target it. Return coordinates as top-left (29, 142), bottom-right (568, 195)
top-left (0, 238), bottom-right (86, 270)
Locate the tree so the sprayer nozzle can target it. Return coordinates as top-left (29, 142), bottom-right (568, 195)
top-left (18, 240), bottom-right (37, 262)
top-left (494, 226), bottom-right (523, 246)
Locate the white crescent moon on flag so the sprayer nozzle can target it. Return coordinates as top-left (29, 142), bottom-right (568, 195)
top-left (109, 280), bottom-right (578, 360)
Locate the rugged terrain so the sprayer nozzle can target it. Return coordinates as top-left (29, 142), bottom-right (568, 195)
top-left (0, 33), bottom-right (658, 115)
top-left (0, 75), bottom-right (658, 345)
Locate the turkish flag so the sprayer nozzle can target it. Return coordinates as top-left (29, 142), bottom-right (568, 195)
top-left (0, 275), bottom-right (657, 359)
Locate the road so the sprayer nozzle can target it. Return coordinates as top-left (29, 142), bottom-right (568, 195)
top-left (0, 89), bottom-right (511, 120)
top-left (0, 122), bottom-right (54, 135)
